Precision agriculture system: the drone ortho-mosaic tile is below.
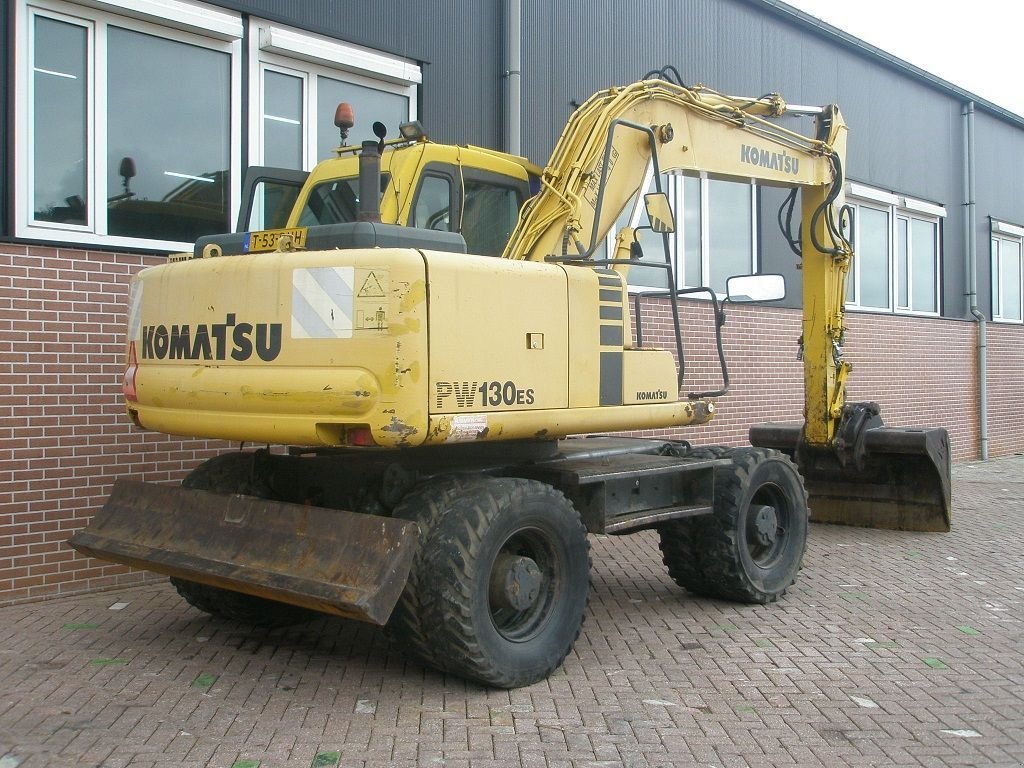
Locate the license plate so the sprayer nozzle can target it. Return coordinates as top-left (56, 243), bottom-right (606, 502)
top-left (245, 227), bottom-right (307, 252)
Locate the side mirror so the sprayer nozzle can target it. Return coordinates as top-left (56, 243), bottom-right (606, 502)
top-left (643, 192), bottom-right (675, 234)
top-left (726, 273), bottom-right (786, 303)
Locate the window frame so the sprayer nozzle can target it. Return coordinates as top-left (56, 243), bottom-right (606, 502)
top-left (991, 220), bottom-right (1024, 324)
top-left (247, 19), bottom-right (420, 172)
top-left (14, 0), bottom-right (243, 251)
top-left (624, 170), bottom-right (758, 296)
top-left (844, 183), bottom-right (944, 317)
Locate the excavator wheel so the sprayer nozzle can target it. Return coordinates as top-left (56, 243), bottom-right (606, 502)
top-left (661, 448), bottom-right (808, 604)
top-left (386, 475), bottom-right (475, 668)
top-left (171, 453), bottom-right (314, 627)
top-left (658, 446), bottom-right (731, 596)
top-left (410, 477), bottom-right (591, 688)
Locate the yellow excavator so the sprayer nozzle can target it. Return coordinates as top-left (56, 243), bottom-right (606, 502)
top-left (70, 73), bottom-right (951, 688)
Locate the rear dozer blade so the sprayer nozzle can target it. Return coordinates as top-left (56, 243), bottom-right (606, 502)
top-left (68, 479), bottom-right (419, 624)
top-left (750, 421), bottom-right (951, 532)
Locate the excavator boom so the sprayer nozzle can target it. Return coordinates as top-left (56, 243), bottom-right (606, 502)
top-left (503, 77), bottom-right (950, 531)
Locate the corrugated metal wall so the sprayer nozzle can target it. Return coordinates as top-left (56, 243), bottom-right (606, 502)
top-left (213, 0), bottom-right (506, 149)
top-left (516, 0), bottom-right (1003, 319)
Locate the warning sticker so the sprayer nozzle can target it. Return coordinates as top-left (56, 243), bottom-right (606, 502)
top-left (446, 414), bottom-right (488, 442)
top-left (358, 271), bottom-right (386, 298)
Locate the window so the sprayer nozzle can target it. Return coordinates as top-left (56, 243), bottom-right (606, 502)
top-left (624, 170), bottom-right (757, 295)
top-left (14, 1), bottom-right (421, 249)
top-left (16, 0), bottom-right (242, 249)
top-left (250, 21), bottom-right (419, 171)
top-left (845, 184), bottom-right (943, 314)
top-left (992, 221), bottom-right (1024, 323)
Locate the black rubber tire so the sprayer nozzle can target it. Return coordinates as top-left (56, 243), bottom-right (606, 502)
top-left (658, 517), bottom-right (710, 595)
top-left (172, 452), bottom-right (312, 627)
top-left (690, 447), bottom-right (808, 604)
top-left (386, 475), bottom-right (474, 668)
top-left (413, 477), bottom-right (591, 688)
top-left (658, 445), bottom-right (731, 596)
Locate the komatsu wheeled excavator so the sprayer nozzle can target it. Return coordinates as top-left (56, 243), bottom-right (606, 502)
top-left (70, 73), bottom-right (951, 688)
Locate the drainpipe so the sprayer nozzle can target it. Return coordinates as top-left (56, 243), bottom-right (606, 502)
top-left (503, 0), bottom-right (522, 156)
top-left (963, 101), bottom-right (988, 460)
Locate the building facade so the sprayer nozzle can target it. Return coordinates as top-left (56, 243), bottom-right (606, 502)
top-left (2, 0), bottom-right (1022, 604)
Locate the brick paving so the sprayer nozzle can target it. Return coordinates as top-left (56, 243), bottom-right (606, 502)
top-left (1, 455), bottom-right (1022, 768)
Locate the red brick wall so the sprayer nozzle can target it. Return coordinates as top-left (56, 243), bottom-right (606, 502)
top-left (987, 323), bottom-right (1024, 457)
top-left (1, 245), bottom-right (226, 606)
top-left (0, 246), bottom-right (1020, 606)
top-left (629, 298), bottom-right (984, 459)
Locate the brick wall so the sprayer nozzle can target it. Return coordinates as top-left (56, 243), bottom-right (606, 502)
top-left (1, 245), bottom-right (226, 606)
top-left (987, 323), bottom-right (1024, 457)
top-left (628, 298), bottom-right (983, 459)
top-left (0, 246), bottom-right (1020, 606)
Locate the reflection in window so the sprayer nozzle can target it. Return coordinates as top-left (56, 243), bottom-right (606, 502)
top-left (624, 174), bottom-right (755, 294)
top-left (856, 206), bottom-right (891, 309)
top-left (32, 16), bottom-right (88, 225)
top-left (910, 219), bottom-right (938, 313)
top-left (317, 76), bottom-right (409, 160)
top-left (461, 180), bottom-right (521, 256)
top-left (412, 175), bottom-right (451, 231)
top-left (707, 179), bottom-right (752, 294)
top-left (992, 236), bottom-right (1023, 322)
top-left (252, 181), bottom-right (302, 231)
top-left (263, 70), bottom-right (304, 169)
top-left (106, 27), bottom-right (230, 241)
top-left (298, 174), bottom-right (390, 226)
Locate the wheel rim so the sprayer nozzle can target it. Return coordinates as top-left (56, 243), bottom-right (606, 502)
top-left (744, 482), bottom-right (791, 566)
top-left (487, 527), bottom-right (557, 642)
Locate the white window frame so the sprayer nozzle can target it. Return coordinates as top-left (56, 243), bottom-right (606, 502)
top-left (247, 19), bottom-right (420, 171)
top-left (14, 0), bottom-right (243, 251)
top-left (845, 183), bottom-right (944, 316)
top-left (991, 219), bottom-right (1024, 324)
top-left (624, 171), bottom-right (758, 296)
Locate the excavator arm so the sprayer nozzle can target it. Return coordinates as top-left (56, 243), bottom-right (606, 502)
top-left (503, 78), bottom-right (950, 531)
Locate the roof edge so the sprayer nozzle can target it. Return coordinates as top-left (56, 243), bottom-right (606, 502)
top-left (745, 0), bottom-right (1024, 128)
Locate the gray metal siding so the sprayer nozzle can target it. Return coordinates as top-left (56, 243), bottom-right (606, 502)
top-left (519, 0), bottom-right (983, 318)
top-left (212, 0), bottom-right (504, 149)
top-left (974, 111), bottom-right (1024, 319)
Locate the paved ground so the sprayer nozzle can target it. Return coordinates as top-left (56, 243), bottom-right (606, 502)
top-left (1, 456), bottom-right (1022, 768)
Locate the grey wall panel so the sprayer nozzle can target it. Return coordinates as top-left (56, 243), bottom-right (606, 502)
top-left (973, 110), bottom-right (1024, 319)
top-left (517, 0), bottom-right (980, 317)
top-left (213, 0), bottom-right (505, 148)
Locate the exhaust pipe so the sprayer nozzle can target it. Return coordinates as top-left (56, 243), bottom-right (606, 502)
top-left (358, 139), bottom-right (382, 223)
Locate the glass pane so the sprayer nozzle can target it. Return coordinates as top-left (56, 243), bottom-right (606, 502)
top-left (250, 181), bottom-right (302, 230)
top-left (411, 175), bottom-right (451, 230)
top-left (991, 238), bottom-right (1001, 317)
top-left (298, 174), bottom-right (390, 226)
top-left (896, 218), bottom-right (909, 308)
top-left (107, 27), bottom-right (230, 241)
top-left (462, 179), bottom-right (520, 256)
top-left (317, 76), bottom-right (409, 160)
top-left (32, 16), bottom-right (88, 225)
top-left (683, 175), bottom-right (701, 287)
top-left (263, 70), bottom-right (304, 169)
top-left (911, 219), bottom-right (937, 313)
top-left (1002, 240), bottom-right (1022, 321)
top-left (627, 174), bottom-right (673, 289)
top-left (857, 206), bottom-right (890, 308)
top-left (707, 179), bottom-right (752, 294)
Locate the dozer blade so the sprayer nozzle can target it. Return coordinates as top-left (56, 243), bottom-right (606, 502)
top-left (68, 479), bottom-right (419, 624)
top-left (750, 423), bottom-right (951, 532)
